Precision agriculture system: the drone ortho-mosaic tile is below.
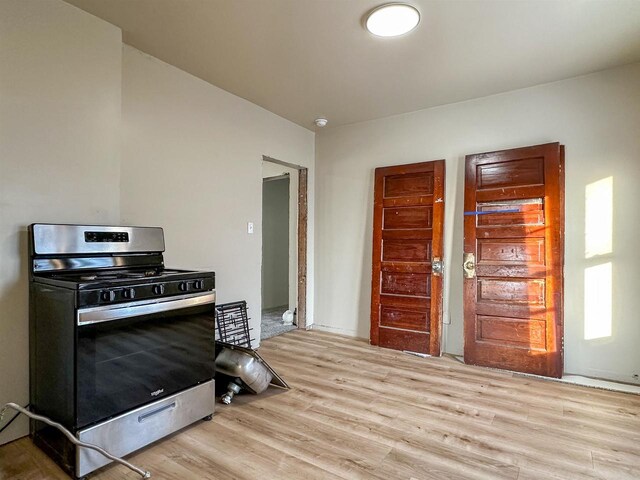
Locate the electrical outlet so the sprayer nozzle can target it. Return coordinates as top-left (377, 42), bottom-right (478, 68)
top-left (247, 222), bottom-right (254, 234)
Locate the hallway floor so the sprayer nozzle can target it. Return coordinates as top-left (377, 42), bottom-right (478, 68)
top-left (261, 305), bottom-right (296, 341)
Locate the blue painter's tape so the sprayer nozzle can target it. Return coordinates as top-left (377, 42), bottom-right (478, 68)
top-left (464, 209), bottom-right (520, 216)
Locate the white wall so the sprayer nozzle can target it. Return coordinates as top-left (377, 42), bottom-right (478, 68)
top-left (0, 2), bottom-right (315, 447)
top-left (262, 161), bottom-right (299, 315)
top-left (120, 46), bottom-right (315, 344)
top-left (315, 62), bottom-right (640, 383)
top-left (262, 177), bottom-right (290, 309)
top-left (0, 0), bottom-right (122, 444)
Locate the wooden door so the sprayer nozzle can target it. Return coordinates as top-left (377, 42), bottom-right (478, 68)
top-left (464, 143), bottom-right (564, 377)
top-left (370, 160), bottom-right (445, 356)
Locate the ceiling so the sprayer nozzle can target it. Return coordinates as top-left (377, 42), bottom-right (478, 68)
top-left (64, 0), bottom-right (640, 130)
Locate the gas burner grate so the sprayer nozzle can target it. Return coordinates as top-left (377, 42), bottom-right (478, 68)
top-left (60, 270), bottom-right (164, 282)
top-left (215, 301), bottom-right (254, 349)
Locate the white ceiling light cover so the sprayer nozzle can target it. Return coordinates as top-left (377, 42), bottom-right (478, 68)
top-left (366, 3), bottom-right (420, 37)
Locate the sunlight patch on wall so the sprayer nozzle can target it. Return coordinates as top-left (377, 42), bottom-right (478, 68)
top-left (585, 177), bottom-right (613, 258)
top-left (584, 262), bottom-right (612, 340)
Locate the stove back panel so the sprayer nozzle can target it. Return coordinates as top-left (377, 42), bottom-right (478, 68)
top-left (30, 224), bottom-right (165, 256)
top-left (33, 254), bottom-right (165, 274)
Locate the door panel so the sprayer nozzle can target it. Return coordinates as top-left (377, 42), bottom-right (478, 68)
top-left (380, 306), bottom-right (428, 331)
top-left (382, 238), bottom-right (432, 262)
top-left (381, 271), bottom-right (430, 296)
top-left (476, 157), bottom-right (544, 189)
top-left (477, 278), bottom-right (545, 304)
top-left (476, 200), bottom-right (544, 226)
top-left (371, 160), bottom-right (445, 356)
top-left (476, 315), bottom-right (547, 350)
top-left (384, 172), bottom-right (434, 197)
top-left (383, 206), bottom-right (433, 229)
top-left (377, 328), bottom-right (429, 353)
top-left (464, 143), bottom-right (564, 377)
top-left (477, 238), bottom-right (545, 265)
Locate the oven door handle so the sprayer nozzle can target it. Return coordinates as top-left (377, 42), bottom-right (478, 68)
top-left (77, 292), bottom-right (216, 326)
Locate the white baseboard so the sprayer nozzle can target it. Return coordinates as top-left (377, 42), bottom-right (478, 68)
top-left (311, 324), bottom-right (364, 338)
top-left (566, 366), bottom-right (640, 389)
top-left (561, 375), bottom-right (640, 394)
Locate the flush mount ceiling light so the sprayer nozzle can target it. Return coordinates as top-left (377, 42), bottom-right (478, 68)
top-left (365, 3), bottom-right (420, 37)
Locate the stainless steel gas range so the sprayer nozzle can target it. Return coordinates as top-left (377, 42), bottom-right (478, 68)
top-left (28, 224), bottom-right (215, 479)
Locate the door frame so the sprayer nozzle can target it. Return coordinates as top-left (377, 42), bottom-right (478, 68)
top-left (263, 155), bottom-right (309, 329)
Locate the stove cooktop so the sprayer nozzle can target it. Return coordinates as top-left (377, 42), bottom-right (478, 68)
top-left (49, 268), bottom-right (189, 283)
top-left (33, 267), bottom-right (214, 290)
top-left (33, 268), bottom-right (216, 307)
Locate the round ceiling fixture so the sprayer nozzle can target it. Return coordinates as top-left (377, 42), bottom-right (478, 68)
top-left (365, 3), bottom-right (420, 37)
top-left (314, 117), bottom-right (328, 128)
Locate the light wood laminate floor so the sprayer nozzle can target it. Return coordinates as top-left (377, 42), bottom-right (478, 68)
top-left (1, 330), bottom-right (639, 479)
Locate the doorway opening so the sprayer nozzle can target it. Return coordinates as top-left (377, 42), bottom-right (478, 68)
top-left (261, 156), bottom-right (308, 340)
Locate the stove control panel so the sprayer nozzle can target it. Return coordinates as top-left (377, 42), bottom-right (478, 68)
top-left (84, 231), bottom-right (129, 243)
top-left (78, 277), bottom-right (215, 308)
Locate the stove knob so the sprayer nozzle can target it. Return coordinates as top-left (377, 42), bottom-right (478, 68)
top-left (178, 282), bottom-right (188, 292)
top-left (152, 284), bottom-right (165, 296)
top-left (122, 288), bottom-right (136, 300)
top-left (100, 290), bottom-right (116, 302)
top-left (193, 279), bottom-right (204, 290)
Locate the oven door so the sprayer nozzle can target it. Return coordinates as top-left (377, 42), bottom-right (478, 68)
top-left (76, 292), bottom-right (215, 428)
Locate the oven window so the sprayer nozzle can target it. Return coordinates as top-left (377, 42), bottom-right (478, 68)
top-left (76, 303), bottom-right (214, 428)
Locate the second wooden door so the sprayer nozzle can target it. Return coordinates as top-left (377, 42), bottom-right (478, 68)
top-left (463, 143), bottom-right (564, 377)
top-left (370, 160), bottom-right (445, 356)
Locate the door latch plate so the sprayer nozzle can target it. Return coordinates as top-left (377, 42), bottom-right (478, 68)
top-left (463, 252), bottom-right (476, 279)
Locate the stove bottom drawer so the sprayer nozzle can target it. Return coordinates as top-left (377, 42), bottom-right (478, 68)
top-left (76, 380), bottom-right (214, 478)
